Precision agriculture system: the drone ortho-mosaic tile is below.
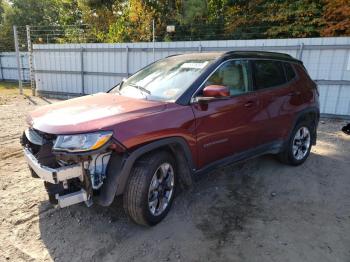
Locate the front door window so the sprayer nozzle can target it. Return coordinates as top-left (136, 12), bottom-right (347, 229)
top-left (204, 60), bottom-right (250, 96)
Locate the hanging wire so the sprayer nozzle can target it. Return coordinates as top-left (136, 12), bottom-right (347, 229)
top-left (0, 17), bottom-right (346, 52)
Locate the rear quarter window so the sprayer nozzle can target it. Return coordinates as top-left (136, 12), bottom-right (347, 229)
top-left (253, 60), bottom-right (286, 90)
top-left (284, 62), bottom-right (296, 81)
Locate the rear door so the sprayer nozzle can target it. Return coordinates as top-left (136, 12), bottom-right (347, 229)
top-left (251, 60), bottom-right (302, 144)
top-left (191, 59), bottom-right (260, 169)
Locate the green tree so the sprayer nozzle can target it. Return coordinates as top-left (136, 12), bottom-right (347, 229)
top-left (58, 0), bottom-right (83, 26)
top-left (1, 0), bottom-right (349, 50)
top-left (223, 0), bottom-right (267, 39)
top-left (321, 0), bottom-right (350, 36)
top-left (0, 0), bottom-right (4, 23)
top-left (0, 0), bottom-right (63, 50)
top-left (169, 0), bottom-right (227, 41)
top-left (106, 8), bottom-right (131, 42)
top-left (262, 0), bottom-right (324, 38)
top-left (222, 0), bottom-right (325, 39)
top-left (75, 0), bottom-right (128, 42)
top-left (8, 0), bottom-right (61, 26)
top-left (0, 0), bottom-right (15, 51)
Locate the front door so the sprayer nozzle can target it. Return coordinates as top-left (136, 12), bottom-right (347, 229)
top-left (191, 60), bottom-right (260, 169)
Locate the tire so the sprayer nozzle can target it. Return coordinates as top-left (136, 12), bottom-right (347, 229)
top-left (123, 151), bottom-right (177, 226)
top-left (278, 121), bottom-right (314, 166)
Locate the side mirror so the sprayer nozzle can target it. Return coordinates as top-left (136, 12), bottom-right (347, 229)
top-left (203, 85), bottom-right (230, 97)
top-left (195, 85), bottom-right (230, 103)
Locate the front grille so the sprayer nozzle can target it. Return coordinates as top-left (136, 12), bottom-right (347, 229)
top-left (34, 129), bottom-right (57, 141)
top-left (21, 129), bottom-right (59, 168)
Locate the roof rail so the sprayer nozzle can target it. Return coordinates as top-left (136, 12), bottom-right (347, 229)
top-left (223, 50), bottom-right (300, 63)
top-left (226, 50), bottom-right (292, 57)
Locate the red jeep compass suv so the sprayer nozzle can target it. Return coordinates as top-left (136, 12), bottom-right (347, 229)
top-left (21, 51), bottom-right (319, 226)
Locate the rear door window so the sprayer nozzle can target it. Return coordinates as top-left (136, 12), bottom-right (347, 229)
top-left (284, 62), bottom-right (296, 81)
top-left (253, 60), bottom-right (286, 90)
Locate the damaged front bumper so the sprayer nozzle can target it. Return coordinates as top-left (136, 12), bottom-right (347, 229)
top-left (23, 148), bottom-right (89, 208)
top-left (24, 148), bottom-right (84, 184)
top-left (21, 128), bottom-right (116, 208)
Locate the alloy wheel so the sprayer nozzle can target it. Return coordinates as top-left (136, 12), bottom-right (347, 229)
top-left (148, 162), bottom-right (175, 216)
top-left (292, 126), bottom-right (311, 160)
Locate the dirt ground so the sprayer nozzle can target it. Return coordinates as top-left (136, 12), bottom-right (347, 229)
top-left (0, 90), bottom-right (350, 262)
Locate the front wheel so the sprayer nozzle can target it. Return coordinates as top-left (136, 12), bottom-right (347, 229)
top-left (278, 121), bottom-right (314, 166)
top-left (123, 151), bottom-right (177, 226)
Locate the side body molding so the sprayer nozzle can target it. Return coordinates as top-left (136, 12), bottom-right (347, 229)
top-left (96, 137), bottom-right (195, 206)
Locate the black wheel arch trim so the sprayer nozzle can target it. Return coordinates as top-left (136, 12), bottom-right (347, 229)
top-left (290, 106), bottom-right (320, 145)
top-left (95, 136), bottom-right (195, 206)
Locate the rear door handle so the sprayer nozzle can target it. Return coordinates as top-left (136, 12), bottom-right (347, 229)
top-left (290, 91), bottom-right (301, 96)
top-left (244, 101), bottom-right (255, 108)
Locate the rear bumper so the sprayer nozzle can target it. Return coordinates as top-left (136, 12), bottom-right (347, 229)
top-left (23, 148), bottom-right (83, 184)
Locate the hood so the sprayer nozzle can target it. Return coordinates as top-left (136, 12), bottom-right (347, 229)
top-left (27, 93), bottom-right (167, 134)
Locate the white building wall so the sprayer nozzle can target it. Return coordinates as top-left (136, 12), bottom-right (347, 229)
top-left (0, 52), bottom-right (30, 81)
top-left (27, 37), bottom-right (350, 116)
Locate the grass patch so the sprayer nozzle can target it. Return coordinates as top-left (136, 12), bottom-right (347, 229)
top-left (0, 81), bottom-right (31, 95)
top-left (0, 81), bottom-right (21, 89)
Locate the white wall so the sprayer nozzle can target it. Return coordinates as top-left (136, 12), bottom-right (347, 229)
top-left (0, 52), bottom-right (30, 81)
top-left (32, 37), bottom-right (350, 116)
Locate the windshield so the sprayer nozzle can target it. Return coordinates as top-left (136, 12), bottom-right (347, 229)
top-left (109, 55), bottom-right (214, 101)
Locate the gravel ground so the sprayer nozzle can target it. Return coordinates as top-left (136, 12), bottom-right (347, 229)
top-left (0, 92), bottom-right (349, 262)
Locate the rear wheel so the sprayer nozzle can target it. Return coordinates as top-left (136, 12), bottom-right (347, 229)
top-left (278, 121), bottom-right (314, 166)
top-left (123, 151), bottom-right (176, 226)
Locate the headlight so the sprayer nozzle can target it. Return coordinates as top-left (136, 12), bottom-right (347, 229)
top-left (53, 131), bottom-right (113, 153)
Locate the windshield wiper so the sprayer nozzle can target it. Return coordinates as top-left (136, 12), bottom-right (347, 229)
top-left (108, 81), bottom-right (123, 95)
top-left (128, 83), bottom-right (151, 95)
